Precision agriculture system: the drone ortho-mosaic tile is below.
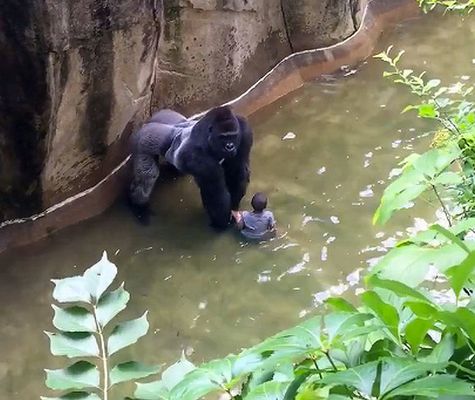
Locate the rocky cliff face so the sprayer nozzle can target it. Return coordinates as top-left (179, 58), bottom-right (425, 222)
top-left (0, 0), bottom-right (159, 220)
top-left (0, 0), bottom-right (362, 221)
top-left (153, 0), bottom-right (364, 114)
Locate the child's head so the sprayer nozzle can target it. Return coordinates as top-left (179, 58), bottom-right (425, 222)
top-left (251, 192), bottom-right (268, 212)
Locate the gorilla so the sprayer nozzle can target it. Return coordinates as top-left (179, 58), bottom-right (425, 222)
top-left (128, 106), bottom-right (253, 229)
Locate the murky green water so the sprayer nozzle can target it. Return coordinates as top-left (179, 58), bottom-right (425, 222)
top-left (1, 12), bottom-right (474, 399)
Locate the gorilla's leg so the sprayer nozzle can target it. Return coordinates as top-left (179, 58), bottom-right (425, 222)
top-left (129, 153), bottom-right (159, 224)
top-left (224, 159), bottom-right (250, 210)
top-left (223, 117), bottom-right (253, 209)
top-left (195, 169), bottom-right (232, 230)
top-left (149, 109), bottom-right (187, 125)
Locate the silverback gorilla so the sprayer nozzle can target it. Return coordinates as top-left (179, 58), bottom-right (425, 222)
top-left (129, 106), bottom-right (253, 229)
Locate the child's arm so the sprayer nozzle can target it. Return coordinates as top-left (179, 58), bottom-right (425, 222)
top-left (267, 212), bottom-right (276, 230)
top-left (231, 211), bottom-right (245, 230)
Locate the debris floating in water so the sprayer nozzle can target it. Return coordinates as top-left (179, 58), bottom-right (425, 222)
top-left (282, 132), bottom-right (296, 140)
top-left (359, 186), bottom-right (374, 198)
top-left (321, 246), bottom-right (328, 261)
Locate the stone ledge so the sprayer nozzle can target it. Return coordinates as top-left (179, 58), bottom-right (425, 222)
top-left (0, 0), bottom-right (420, 256)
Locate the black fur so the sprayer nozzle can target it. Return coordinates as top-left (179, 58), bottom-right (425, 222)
top-left (129, 106), bottom-right (253, 229)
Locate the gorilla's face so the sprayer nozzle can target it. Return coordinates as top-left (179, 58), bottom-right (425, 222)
top-left (206, 107), bottom-right (241, 159)
top-left (213, 130), bottom-right (240, 158)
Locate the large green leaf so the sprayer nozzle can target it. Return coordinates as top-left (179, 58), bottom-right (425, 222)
top-left (324, 312), bottom-right (373, 344)
top-left (169, 357), bottom-right (237, 400)
top-left (46, 332), bottom-right (99, 358)
top-left (83, 251), bottom-right (117, 301)
top-left (430, 224), bottom-right (470, 254)
top-left (245, 381), bottom-right (291, 400)
top-left (45, 361), bottom-right (99, 391)
top-left (232, 352), bottom-right (263, 377)
top-left (107, 312), bottom-right (149, 355)
top-left (441, 308), bottom-right (475, 343)
top-left (405, 318), bottom-right (434, 354)
top-left (52, 306), bottom-right (96, 333)
top-left (155, 353), bottom-right (196, 393)
top-left (378, 358), bottom-right (446, 397)
top-left (330, 336), bottom-right (366, 368)
top-left (325, 298), bottom-right (357, 313)
top-left (249, 317), bottom-right (323, 366)
top-left (367, 276), bottom-right (431, 302)
top-left (405, 301), bottom-right (439, 319)
top-left (321, 361), bottom-right (379, 396)
top-left (95, 283), bottom-right (130, 327)
top-left (361, 291), bottom-right (399, 341)
top-left (51, 252), bottom-right (117, 305)
top-left (134, 380), bottom-right (170, 400)
top-left (385, 374), bottom-right (475, 398)
top-left (110, 361), bottom-right (161, 386)
top-left (419, 334), bottom-right (455, 364)
top-left (41, 392), bottom-right (101, 400)
top-left (374, 146), bottom-right (460, 225)
top-left (51, 276), bottom-right (91, 304)
top-left (446, 251), bottom-right (475, 298)
top-left (371, 243), bottom-right (467, 286)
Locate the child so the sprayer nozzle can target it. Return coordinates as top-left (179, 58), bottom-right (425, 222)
top-left (232, 192), bottom-right (276, 240)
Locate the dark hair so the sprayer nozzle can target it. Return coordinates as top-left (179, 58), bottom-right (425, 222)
top-left (251, 192), bottom-right (267, 212)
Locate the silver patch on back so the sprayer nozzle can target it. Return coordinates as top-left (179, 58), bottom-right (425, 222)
top-left (165, 125), bottom-right (193, 172)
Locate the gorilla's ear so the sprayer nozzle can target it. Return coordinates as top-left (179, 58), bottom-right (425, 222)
top-left (207, 106), bottom-right (239, 133)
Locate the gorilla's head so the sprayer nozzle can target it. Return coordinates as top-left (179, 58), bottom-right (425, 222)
top-left (204, 106), bottom-right (241, 159)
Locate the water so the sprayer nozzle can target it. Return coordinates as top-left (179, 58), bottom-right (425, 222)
top-left (1, 12), bottom-right (474, 398)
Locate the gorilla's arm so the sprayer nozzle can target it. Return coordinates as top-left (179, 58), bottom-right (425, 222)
top-left (193, 156), bottom-right (232, 230)
top-left (223, 116), bottom-right (253, 210)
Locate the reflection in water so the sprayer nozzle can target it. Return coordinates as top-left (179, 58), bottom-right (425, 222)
top-left (0, 13), bottom-right (474, 399)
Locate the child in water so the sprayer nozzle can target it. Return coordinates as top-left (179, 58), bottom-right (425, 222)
top-left (232, 192), bottom-right (276, 240)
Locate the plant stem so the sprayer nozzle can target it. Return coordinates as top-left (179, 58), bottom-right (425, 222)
top-left (431, 184), bottom-right (453, 227)
top-left (93, 306), bottom-right (109, 400)
top-left (449, 361), bottom-right (475, 378)
top-left (324, 351), bottom-right (338, 372)
top-left (433, 98), bottom-right (461, 135)
top-left (312, 358), bottom-right (323, 379)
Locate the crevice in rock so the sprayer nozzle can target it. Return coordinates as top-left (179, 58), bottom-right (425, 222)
top-left (78, 0), bottom-right (114, 157)
top-left (149, 0), bottom-right (162, 116)
top-left (0, 0), bottom-right (49, 220)
top-left (280, 0), bottom-right (294, 53)
top-left (350, 0), bottom-right (360, 32)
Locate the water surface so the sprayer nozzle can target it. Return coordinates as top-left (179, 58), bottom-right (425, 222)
top-left (0, 13), bottom-right (474, 398)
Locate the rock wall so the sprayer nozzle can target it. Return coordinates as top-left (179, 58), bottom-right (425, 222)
top-left (0, 0), bottom-right (363, 222)
top-left (0, 0), bottom-right (159, 220)
top-left (282, 0), bottom-right (365, 52)
top-left (152, 0), bottom-right (364, 114)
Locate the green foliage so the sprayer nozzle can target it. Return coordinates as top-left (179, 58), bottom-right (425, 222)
top-left (44, 248), bottom-right (475, 400)
top-left (418, 0), bottom-right (475, 13)
top-left (129, 267), bottom-right (475, 399)
top-left (43, 252), bottom-right (160, 400)
top-left (373, 46), bottom-right (475, 224)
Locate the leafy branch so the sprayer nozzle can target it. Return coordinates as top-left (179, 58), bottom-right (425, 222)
top-left (42, 252), bottom-right (160, 400)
